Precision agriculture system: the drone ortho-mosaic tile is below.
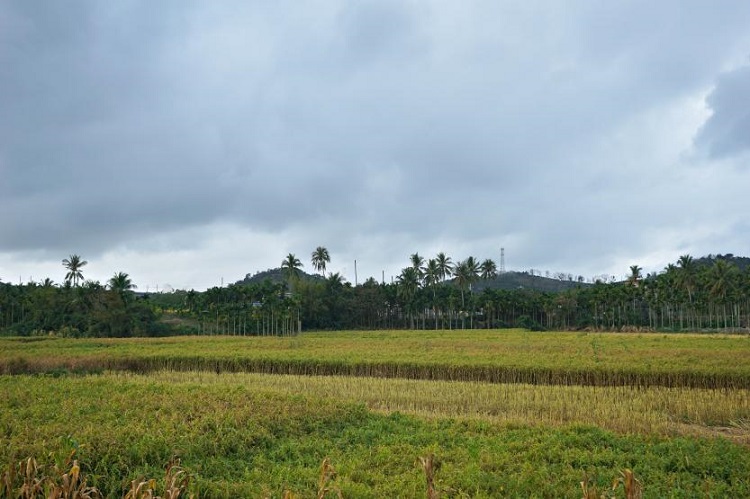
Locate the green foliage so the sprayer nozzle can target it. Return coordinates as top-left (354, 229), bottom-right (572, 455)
top-left (515, 315), bottom-right (545, 331)
top-left (1, 373), bottom-right (748, 497)
top-left (4, 253), bottom-right (750, 337)
top-left (1, 331), bottom-right (749, 389)
top-left (0, 282), bottom-right (162, 338)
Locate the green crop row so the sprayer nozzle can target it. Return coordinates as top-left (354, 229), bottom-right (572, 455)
top-left (2, 330), bottom-right (750, 388)
top-left (1, 373), bottom-right (749, 498)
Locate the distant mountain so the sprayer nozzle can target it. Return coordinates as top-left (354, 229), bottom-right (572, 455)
top-left (694, 254), bottom-right (750, 271)
top-left (236, 268), bottom-right (324, 286)
top-left (237, 255), bottom-right (750, 292)
top-left (472, 271), bottom-right (590, 293)
top-left (236, 268), bottom-right (587, 293)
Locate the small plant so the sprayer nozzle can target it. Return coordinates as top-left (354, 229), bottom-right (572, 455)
top-left (419, 454), bottom-right (440, 499)
top-left (317, 457), bottom-right (342, 499)
top-left (0, 451), bottom-right (100, 499)
top-left (615, 469), bottom-right (642, 499)
top-left (580, 469), bottom-right (642, 499)
top-left (124, 457), bottom-right (191, 499)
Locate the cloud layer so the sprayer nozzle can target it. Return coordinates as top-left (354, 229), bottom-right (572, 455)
top-left (2, 1), bottom-right (750, 289)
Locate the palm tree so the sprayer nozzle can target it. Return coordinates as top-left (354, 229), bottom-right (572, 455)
top-left (708, 259), bottom-right (739, 328)
top-left (311, 246), bottom-right (331, 278)
top-left (281, 253), bottom-right (303, 289)
top-left (410, 253), bottom-right (426, 280)
top-left (480, 259), bottom-right (497, 280)
top-left (397, 266), bottom-right (420, 329)
top-left (676, 254), bottom-right (698, 328)
top-left (453, 259), bottom-right (479, 309)
top-left (465, 256), bottom-right (480, 290)
top-left (424, 259), bottom-right (441, 329)
top-left (108, 272), bottom-right (137, 302)
top-left (62, 254), bottom-right (87, 287)
top-left (435, 252), bottom-right (453, 282)
top-left (627, 265), bottom-right (642, 287)
top-left (326, 272), bottom-right (346, 287)
top-left (424, 259), bottom-right (441, 289)
top-left (677, 255), bottom-right (697, 304)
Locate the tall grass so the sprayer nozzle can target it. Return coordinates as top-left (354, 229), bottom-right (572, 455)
top-left (140, 371), bottom-right (750, 442)
top-left (2, 330), bottom-right (749, 388)
top-left (2, 373), bottom-right (749, 497)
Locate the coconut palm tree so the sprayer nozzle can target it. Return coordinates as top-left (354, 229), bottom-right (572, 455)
top-left (424, 259), bottom-right (442, 328)
top-left (480, 259), bottom-right (497, 280)
top-left (62, 254), bottom-right (87, 287)
top-left (410, 253), bottom-right (426, 281)
top-left (424, 259), bottom-right (440, 289)
top-left (708, 259), bottom-right (739, 328)
top-left (627, 265), bottom-right (642, 287)
top-left (311, 246), bottom-right (330, 278)
top-left (677, 255), bottom-right (697, 304)
top-left (435, 252), bottom-right (453, 282)
top-left (397, 266), bottom-right (420, 329)
top-left (108, 272), bottom-right (137, 302)
top-left (465, 256), bottom-right (480, 290)
top-left (453, 259), bottom-right (479, 309)
top-left (281, 253), bottom-right (303, 289)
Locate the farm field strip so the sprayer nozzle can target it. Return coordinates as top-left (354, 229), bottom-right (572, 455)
top-left (122, 371), bottom-right (750, 442)
top-left (2, 372), bottom-right (750, 497)
top-left (2, 330), bottom-right (750, 388)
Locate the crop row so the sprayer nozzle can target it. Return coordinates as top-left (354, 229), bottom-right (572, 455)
top-left (2, 373), bottom-right (749, 497)
top-left (3, 353), bottom-right (750, 390)
top-left (134, 371), bottom-right (750, 441)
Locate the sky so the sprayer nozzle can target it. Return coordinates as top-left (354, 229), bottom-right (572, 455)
top-left (2, 1), bottom-right (750, 292)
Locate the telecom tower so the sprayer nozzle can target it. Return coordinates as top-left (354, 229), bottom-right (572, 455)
top-left (500, 248), bottom-right (506, 273)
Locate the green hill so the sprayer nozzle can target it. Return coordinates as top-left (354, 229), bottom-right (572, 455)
top-left (236, 268), bottom-right (586, 293)
top-left (472, 271), bottom-right (589, 293)
top-left (695, 253), bottom-right (750, 271)
top-left (236, 268), bottom-right (324, 286)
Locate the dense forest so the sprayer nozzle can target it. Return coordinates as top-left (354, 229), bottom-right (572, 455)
top-left (2, 252), bottom-right (749, 337)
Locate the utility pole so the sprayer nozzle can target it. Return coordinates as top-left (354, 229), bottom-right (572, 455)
top-left (500, 248), bottom-right (506, 273)
top-left (354, 260), bottom-right (358, 286)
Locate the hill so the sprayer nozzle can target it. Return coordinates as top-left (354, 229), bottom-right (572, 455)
top-left (236, 268), bottom-right (324, 286)
top-left (236, 268), bottom-right (586, 293)
top-left (472, 271), bottom-right (589, 293)
top-left (695, 254), bottom-right (750, 271)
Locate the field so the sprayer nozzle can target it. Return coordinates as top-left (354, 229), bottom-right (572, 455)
top-left (1, 330), bottom-right (749, 497)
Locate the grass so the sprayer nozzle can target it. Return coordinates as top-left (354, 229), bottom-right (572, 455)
top-left (2, 329), bottom-right (749, 388)
top-left (141, 371), bottom-right (750, 443)
top-left (1, 372), bottom-right (749, 497)
top-left (2, 329), bottom-right (749, 496)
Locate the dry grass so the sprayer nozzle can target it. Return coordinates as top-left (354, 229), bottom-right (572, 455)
top-left (140, 371), bottom-right (750, 443)
top-left (2, 330), bottom-right (749, 388)
top-left (124, 458), bottom-right (191, 499)
top-left (581, 469), bottom-right (642, 499)
top-left (1, 451), bottom-right (100, 499)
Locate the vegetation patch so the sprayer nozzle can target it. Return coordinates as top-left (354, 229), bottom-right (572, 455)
top-left (1, 330), bottom-right (749, 388)
top-left (1, 373), bottom-right (749, 497)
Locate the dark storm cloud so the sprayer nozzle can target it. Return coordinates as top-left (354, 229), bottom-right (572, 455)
top-left (2, 1), bottom-right (750, 287)
top-left (695, 64), bottom-right (750, 159)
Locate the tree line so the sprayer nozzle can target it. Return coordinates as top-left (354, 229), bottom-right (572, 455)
top-left (0, 255), bottom-right (160, 337)
top-left (2, 251), bottom-right (749, 337)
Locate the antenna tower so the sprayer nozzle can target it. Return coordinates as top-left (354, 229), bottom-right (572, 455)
top-left (500, 248), bottom-right (506, 273)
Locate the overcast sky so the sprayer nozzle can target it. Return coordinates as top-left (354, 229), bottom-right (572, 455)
top-left (2, 1), bottom-right (750, 291)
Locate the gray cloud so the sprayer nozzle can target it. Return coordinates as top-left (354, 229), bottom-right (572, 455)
top-left (695, 64), bottom-right (750, 159)
top-left (2, 1), bottom-right (750, 288)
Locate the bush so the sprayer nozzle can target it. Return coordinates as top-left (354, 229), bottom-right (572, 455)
top-left (516, 315), bottom-right (545, 331)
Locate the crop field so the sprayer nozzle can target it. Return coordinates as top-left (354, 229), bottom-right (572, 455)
top-left (1, 330), bottom-right (749, 497)
top-left (2, 329), bottom-right (750, 387)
